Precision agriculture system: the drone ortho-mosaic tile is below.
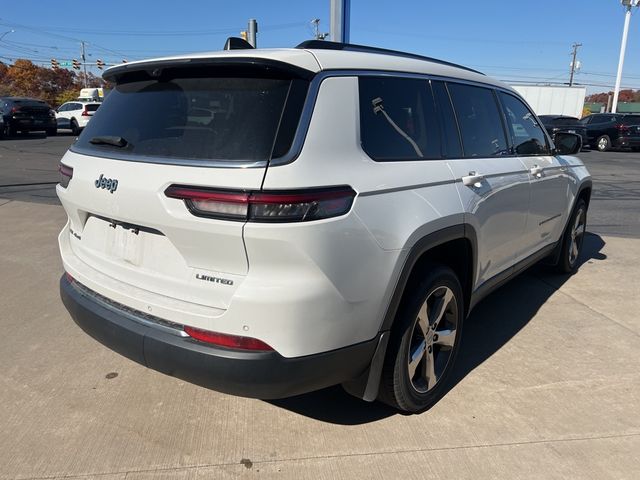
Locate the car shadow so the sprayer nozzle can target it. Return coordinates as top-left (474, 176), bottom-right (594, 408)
top-left (266, 233), bottom-right (607, 425)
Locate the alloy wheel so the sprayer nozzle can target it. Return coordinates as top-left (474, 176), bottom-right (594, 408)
top-left (568, 208), bottom-right (586, 266)
top-left (407, 286), bottom-right (458, 393)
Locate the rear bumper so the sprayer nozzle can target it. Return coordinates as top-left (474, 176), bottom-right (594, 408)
top-left (9, 118), bottom-right (56, 131)
top-left (60, 274), bottom-right (379, 399)
top-left (614, 136), bottom-right (640, 148)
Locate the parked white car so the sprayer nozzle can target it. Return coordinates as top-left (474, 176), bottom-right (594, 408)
top-left (55, 101), bottom-right (100, 135)
top-left (56, 40), bottom-right (591, 413)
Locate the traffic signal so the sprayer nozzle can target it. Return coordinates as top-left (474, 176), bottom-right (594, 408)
top-left (51, 58), bottom-right (59, 70)
top-left (72, 59), bottom-right (81, 70)
top-left (96, 59), bottom-right (105, 69)
top-left (240, 31), bottom-right (248, 41)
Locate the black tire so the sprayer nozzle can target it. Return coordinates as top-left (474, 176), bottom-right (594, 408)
top-left (70, 119), bottom-right (80, 136)
top-left (379, 264), bottom-right (464, 413)
top-left (46, 128), bottom-right (57, 136)
top-left (556, 199), bottom-right (587, 274)
top-left (596, 135), bottom-right (610, 152)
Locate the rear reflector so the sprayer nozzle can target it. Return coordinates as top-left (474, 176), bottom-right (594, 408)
top-left (165, 185), bottom-right (356, 222)
top-left (184, 326), bottom-right (273, 351)
top-left (59, 163), bottom-right (73, 188)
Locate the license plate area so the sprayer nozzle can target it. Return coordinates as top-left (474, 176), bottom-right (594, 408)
top-left (108, 223), bottom-right (143, 265)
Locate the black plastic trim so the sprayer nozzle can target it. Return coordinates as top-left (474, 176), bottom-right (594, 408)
top-left (103, 57), bottom-right (316, 83)
top-left (469, 241), bottom-right (557, 311)
top-left (379, 224), bottom-right (477, 333)
top-left (60, 275), bottom-right (378, 399)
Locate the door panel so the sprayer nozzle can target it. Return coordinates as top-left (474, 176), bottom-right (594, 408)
top-left (444, 83), bottom-right (531, 289)
top-left (497, 91), bottom-right (569, 259)
top-left (518, 156), bottom-right (568, 256)
top-left (448, 158), bottom-right (530, 287)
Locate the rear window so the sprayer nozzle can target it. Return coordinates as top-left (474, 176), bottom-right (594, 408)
top-left (75, 75), bottom-right (306, 162)
top-left (621, 115), bottom-right (640, 125)
top-left (86, 104), bottom-right (100, 112)
top-left (13, 99), bottom-right (48, 107)
top-left (551, 117), bottom-right (580, 126)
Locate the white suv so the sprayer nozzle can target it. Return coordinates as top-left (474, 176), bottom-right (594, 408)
top-left (57, 41), bottom-right (591, 413)
top-left (55, 101), bottom-right (100, 135)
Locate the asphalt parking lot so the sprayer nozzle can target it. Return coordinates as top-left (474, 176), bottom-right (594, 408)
top-left (1, 135), bottom-right (639, 479)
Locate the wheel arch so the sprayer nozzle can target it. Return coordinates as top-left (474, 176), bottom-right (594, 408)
top-left (343, 224), bottom-right (477, 402)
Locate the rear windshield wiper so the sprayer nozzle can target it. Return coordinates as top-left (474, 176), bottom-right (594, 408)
top-left (89, 136), bottom-right (129, 148)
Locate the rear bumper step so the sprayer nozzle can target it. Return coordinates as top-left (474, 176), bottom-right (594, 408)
top-left (60, 275), bottom-right (378, 399)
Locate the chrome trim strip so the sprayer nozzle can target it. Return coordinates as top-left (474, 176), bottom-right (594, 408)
top-left (358, 179), bottom-right (456, 197)
top-left (269, 69), bottom-right (518, 167)
top-left (70, 68), bottom-right (535, 169)
top-left (539, 213), bottom-right (561, 226)
top-left (70, 279), bottom-right (189, 337)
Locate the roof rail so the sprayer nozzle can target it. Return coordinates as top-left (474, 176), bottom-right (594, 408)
top-left (295, 40), bottom-right (484, 75)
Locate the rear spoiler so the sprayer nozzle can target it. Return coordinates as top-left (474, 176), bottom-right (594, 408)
top-left (103, 57), bottom-right (316, 83)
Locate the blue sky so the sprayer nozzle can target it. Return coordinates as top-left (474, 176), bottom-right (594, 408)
top-left (1, 0), bottom-right (640, 93)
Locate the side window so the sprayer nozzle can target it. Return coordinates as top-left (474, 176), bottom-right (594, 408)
top-left (432, 81), bottom-right (463, 158)
top-left (359, 76), bottom-right (441, 161)
top-left (447, 83), bottom-right (508, 158)
top-left (58, 104), bottom-right (69, 112)
top-left (71, 103), bottom-right (82, 111)
top-left (579, 116), bottom-right (591, 125)
top-left (498, 92), bottom-right (550, 156)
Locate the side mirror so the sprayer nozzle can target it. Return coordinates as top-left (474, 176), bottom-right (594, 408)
top-left (553, 132), bottom-right (582, 155)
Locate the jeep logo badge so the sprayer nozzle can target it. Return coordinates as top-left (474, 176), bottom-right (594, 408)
top-left (95, 174), bottom-right (118, 194)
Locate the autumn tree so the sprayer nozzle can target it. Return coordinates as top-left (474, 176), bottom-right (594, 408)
top-left (0, 58), bottom-right (108, 107)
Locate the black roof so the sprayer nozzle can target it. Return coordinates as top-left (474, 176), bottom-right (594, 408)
top-left (296, 40), bottom-right (484, 75)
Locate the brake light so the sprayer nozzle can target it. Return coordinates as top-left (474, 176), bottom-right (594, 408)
top-left (165, 185), bottom-right (356, 222)
top-left (59, 163), bottom-right (73, 188)
top-left (616, 124), bottom-right (629, 132)
top-left (10, 107), bottom-right (20, 114)
top-left (81, 109), bottom-right (90, 116)
top-left (184, 326), bottom-right (273, 351)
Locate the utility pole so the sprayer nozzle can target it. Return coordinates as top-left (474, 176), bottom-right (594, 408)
top-left (248, 19), bottom-right (257, 48)
top-left (330, 0), bottom-right (350, 43)
top-left (569, 42), bottom-right (581, 87)
top-left (612, 0), bottom-right (639, 113)
top-left (81, 41), bottom-right (88, 87)
top-left (311, 19), bottom-right (328, 40)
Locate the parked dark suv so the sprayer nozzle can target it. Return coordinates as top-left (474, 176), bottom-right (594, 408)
top-left (539, 115), bottom-right (588, 148)
top-left (0, 97), bottom-right (57, 137)
top-left (580, 113), bottom-right (640, 151)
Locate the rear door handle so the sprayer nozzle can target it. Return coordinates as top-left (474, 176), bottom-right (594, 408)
top-left (529, 165), bottom-right (544, 178)
top-left (461, 171), bottom-right (485, 187)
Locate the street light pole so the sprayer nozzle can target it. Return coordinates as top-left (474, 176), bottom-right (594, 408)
top-left (612, 0), bottom-right (639, 113)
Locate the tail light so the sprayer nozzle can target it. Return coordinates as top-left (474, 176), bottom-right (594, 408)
top-left (81, 109), bottom-right (90, 116)
top-left (165, 185), bottom-right (356, 223)
top-left (59, 163), bottom-right (73, 188)
top-left (184, 326), bottom-right (273, 351)
top-left (616, 124), bottom-right (629, 132)
top-left (10, 107), bottom-right (20, 114)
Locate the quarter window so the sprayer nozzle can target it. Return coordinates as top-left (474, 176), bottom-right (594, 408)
top-left (359, 77), bottom-right (441, 161)
top-left (499, 92), bottom-right (550, 155)
top-left (447, 83), bottom-right (508, 158)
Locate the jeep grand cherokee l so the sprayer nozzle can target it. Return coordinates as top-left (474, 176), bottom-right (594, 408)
top-left (57, 40), bottom-right (590, 413)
